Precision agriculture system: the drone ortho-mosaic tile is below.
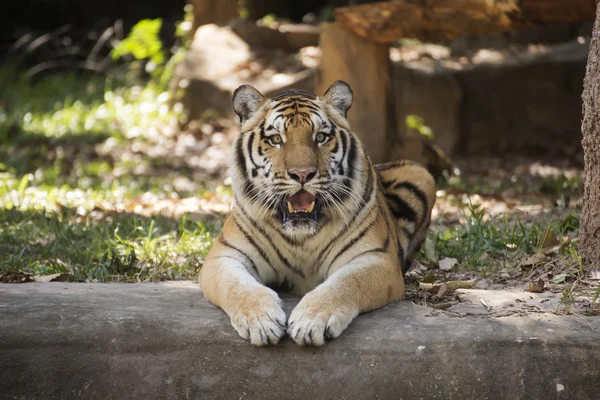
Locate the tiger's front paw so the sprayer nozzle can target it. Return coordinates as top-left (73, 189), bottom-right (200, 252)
top-left (287, 291), bottom-right (359, 346)
top-left (230, 288), bottom-right (287, 346)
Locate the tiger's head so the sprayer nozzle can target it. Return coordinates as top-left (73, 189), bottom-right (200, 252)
top-left (231, 81), bottom-right (371, 239)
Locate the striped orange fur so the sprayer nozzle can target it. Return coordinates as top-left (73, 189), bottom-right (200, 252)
top-left (199, 81), bottom-right (435, 346)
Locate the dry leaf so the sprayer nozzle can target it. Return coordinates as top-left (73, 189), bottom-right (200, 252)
top-left (527, 278), bottom-right (545, 293)
top-left (434, 283), bottom-right (448, 298)
top-left (419, 279), bottom-right (476, 293)
top-left (439, 257), bottom-right (458, 271)
top-left (420, 272), bottom-right (436, 284)
top-left (0, 269), bottom-right (34, 283)
top-left (480, 297), bottom-right (491, 311)
top-left (35, 273), bottom-right (71, 283)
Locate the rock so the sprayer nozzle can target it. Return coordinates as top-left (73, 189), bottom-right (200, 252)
top-left (188, 0), bottom-right (238, 34)
top-left (393, 60), bottom-right (462, 156)
top-left (173, 24), bottom-right (315, 120)
top-left (439, 257), bottom-right (459, 271)
top-left (453, 39), bottom-right (588, 155)
top-left (2, 283), bottom-right (600, 399)
top-left (391, 38), bottom-right (588, 157)
top-left (230, 20), bottom-right (319, 52)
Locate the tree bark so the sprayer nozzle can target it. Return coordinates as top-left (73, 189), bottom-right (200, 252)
top-left (316, 22), bottom-right (395, 164)
top-left (334, 0), bottom-right (596, 43)
top-left (580, 5), bottom-right (600, 266)
top-left (189, 0), bottom-right (239, 34)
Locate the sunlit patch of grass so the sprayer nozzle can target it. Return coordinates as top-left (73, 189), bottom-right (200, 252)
top-left (420, 202), bottom-right (576, 275)
top-left (0, 207), bottom-right (220, 282)
top-left (0, 66), bottom-right (186, 195)
top-left (0, 65), bottom-right (228, 282)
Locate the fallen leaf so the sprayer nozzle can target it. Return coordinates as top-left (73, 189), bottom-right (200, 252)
top-left (419, 279), bottom-right (476, 293)
top-left (434, 283), bottom-right (448, 298)
top-left (34, 273), bottom-right (71, 283)
top-left (54, 259), bottom-right (71, 271)
top-left (420, 272), bottom-right (436, 284)
top-left (588, 271), bottom-right (600, 281)
top-left (528, 278), bottom-right (545, 293)
top-left (551, 273), bottom-right (568, 284)
top-left (0, 269), bottom-right (34, 283)
top-left (480, 297), bottom-right (492, 311)
top-left (439, 257), bottom-right (458, 271)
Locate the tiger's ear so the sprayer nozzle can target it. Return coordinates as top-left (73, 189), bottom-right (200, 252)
top-left (232, 85), bottom-right (267, 124)
top-left (323, 80), bottom-right (353, 118)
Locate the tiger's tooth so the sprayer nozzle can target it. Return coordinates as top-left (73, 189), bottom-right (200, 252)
top-left (287, 202), bottom-right (294, 213)
top-left (307, 201), bottom-right (315, 213)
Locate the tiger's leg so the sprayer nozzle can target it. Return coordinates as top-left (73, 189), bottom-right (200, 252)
top-left (287, 253), bottom-right (403, 346)
top-left (199, 238), bottom-right (287, 346)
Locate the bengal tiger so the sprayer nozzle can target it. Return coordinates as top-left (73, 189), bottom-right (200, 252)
top-left (199, 81), bottom-right (435, 346)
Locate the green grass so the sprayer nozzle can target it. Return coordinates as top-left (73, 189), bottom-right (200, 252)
top-left (0, 66), bottom-right (226, 282)
top-left (0, 208), bottom-right (219, 282)
top-left (419, 201), bottom-right (579, 275)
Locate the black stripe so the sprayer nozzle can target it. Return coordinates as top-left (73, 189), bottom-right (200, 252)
top-left (217, 234), bottom-right (259, 276)
top-left (235, 135), bottom-right (247, 176)
top-left (236, 202), bottom-right (305, 278)
top-left (374, 160), bottom-right (419, 172)
top-left (235, 135), bottom-right (254, 195)
top-left (317, 166), bottom-right (376, 262)
top-left (326, 216), bottom-right (378, 276)
top-left (398, 239), bottom-right (407, 274)
top-left (361, 166), bottom-right (375, 205)
top-left (384, 193), bottom-right (417, 222)
top-left (379, 177), bottom-right (394, 189)
top-left (394, 181), bottom-right (429, 224)
top-left (247, 131), bottom-right (257, 168)
top-left (347, 133), bottom-right (358, 182)
top-left (232, 216), bottom-right (278, 277)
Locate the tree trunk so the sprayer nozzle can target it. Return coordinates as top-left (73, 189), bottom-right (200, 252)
top-left (334, 0), bottom-right (596, 43)
top-left (580, 5), bottom-right (600, 265)
top-left (316, 22), bottom-right (394, 164)
top-left (189, 0), bottom-right (239, 34)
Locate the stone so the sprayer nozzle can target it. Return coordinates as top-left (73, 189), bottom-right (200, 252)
top-left (230, 20), bottom-right (319, 52)
top-left (173, 24), bottom-right (315, 120)
top-left (392, 59), bottom-right (462, 156)
top-left (2, 283), bottom-right (600, 399)
top-left (392, 39), bottom-right (589, 156)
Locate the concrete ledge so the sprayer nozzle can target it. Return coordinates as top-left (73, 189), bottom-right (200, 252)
top-left (1, 283), bottom-right (599, 399)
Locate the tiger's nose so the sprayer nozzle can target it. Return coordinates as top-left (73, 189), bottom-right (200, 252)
top-left (288, 168), bottom-right (317, 184)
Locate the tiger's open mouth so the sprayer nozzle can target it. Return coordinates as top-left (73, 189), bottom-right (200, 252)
top-left (280, 189), bottom-right (319, 224)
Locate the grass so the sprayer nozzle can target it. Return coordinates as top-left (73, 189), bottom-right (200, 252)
top-left (0, 65), bottom-right (228, 282)
top-left (419, 201), bottom-right (575, 274)
top-left (0, 208), bottom-right (219, 282)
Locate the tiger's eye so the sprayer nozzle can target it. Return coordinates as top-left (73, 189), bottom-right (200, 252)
top-left (316, 132), bottom-right (326, 143)
top-left (269, 134), bottom-right (282, 145)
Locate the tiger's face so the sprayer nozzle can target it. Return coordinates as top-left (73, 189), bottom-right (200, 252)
top-left (231, 81), bottom-right (368, 239)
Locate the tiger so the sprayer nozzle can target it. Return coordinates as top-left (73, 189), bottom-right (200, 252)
top-left (199, 81), bottom-right (435, 346)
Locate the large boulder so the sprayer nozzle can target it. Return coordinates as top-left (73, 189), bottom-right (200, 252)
top-left (392, 38), bottom-right (589, 157)
top-left (173, 24), bottom-right (316, 120)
